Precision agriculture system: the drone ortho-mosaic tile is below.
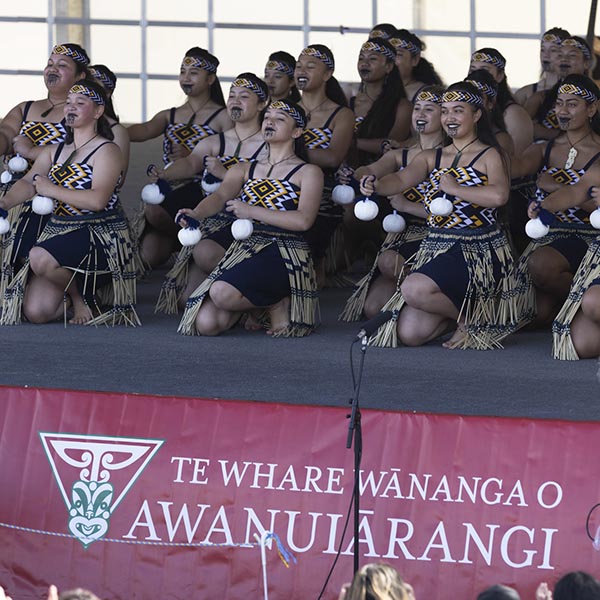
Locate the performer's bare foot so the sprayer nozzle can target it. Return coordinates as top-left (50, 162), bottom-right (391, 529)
top-left (266, 296), bottom-right (290, 335)
top-left (442, 322), bottom-right (466, 349)
top-left (69, 298), bottom-right (93, 325)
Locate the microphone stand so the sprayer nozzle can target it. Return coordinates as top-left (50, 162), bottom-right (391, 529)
top-left (346, 334), bottom-right (368, 576)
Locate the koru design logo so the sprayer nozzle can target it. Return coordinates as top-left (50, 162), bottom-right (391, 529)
top-left (40, 432), bottom-right (163, 548)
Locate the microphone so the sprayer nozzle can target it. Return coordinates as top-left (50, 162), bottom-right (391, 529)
top-left (356, 311), bottom-right (393, 340)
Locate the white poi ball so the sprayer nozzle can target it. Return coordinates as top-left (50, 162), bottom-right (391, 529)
top-left (31, 194), bottom-right (54, 215)
top-left (354, 198), bottom-right (379, 221)
top-left (590, 208), bottom-right (600, 230)
top-left (201, 172), bottom-right (222, 194)
top-left (382, 210), bottom-right (406, 233)
top-left (231, 218), bottom-right (254, 240)
top-left (8, 154), bottom-right (28, 173)
top-left (177, 227), bottom-right (202, 246)
top-left (0, 217), bottom-right (10, 235)
top-left (331, 184), bottom-right (355, 205)
top-left (141, 183), bottom-right (165, 204)
top-left (1, 170), bottom-right (12, 184)
top-left (525, 217), bottom-right (550, 239)
top-left (430, 196), bottom-right (453, 217)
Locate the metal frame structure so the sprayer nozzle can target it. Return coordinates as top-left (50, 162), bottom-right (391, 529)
top-left (0, 0), bottom-right (549, 120)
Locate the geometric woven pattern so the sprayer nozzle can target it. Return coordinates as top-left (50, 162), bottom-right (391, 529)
top-left (538, 165), bottom-right (590, 224)
top-left (241, 178), bottom-right (300, 211)
top-left (162, 123), bottom-right (215, 163)
top-left (303, 127), bottom-right (332, 149)
top-left (426, 166), bottom-right (494, 228)
top-left (20, 120), bottom-right (67, 146)
top-left (49, 162), bottom-right (118, 216)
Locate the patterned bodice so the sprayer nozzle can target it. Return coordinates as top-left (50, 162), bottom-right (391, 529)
top-left (162, 107), bottom-right (225, 165)
top-left (537, 140), bottom-right (600, 224)
top-left (240, 162), bottom-right (304, 212)
top-left (541, 108), bottom-right (559, 131)
top-left (425, 147), bottom-right (495, 229)
top-left (303, 106), bottom-right (343, 150)
top-left (49, 142), bottom-right (118, 216)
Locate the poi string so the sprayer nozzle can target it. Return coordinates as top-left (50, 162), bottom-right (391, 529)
top-left (253, 531), bottom-right (297, 600)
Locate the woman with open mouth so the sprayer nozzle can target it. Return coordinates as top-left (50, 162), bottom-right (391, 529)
top-left (341, 85), bottom-right (446, 322)
top-left (175, 99), bottom-right (322, 338)
top-left (127, 47), bottom-right (231, 271)
top-left (293, 44), bottom-right (355, 286)
top-left (0, 79), bottom-right (138, 327)
top-left (154, 74), bottom-right (269, 313)
top-left (511, 74), bottom-right (600, 360)
top-left (358, 81), bottom-right (526, 350)
top-left (0, 43), bottom-right (89, 299)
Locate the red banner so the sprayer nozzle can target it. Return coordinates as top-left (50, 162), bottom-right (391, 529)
top-left (1, 386), bottom-right (600, 599)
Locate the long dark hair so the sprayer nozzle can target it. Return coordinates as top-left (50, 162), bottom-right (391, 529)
top-left (464, 69), bottom-right (506, 133)
top-left (305, 44), bottom-right (348, 107)
top-left (356, 38), bottom-right (407, 139)
top-left (185, 47), bottom-right (226, 106)
top-left (89, 64), bottom-right (118, 122)
top-left (65, 79), bottom-right (114, 143)
top-left (472, 47), bottom-right (516, 111)
top-left (268, 50), bottom-right (301, 103)
top-left (394, 29), bottom-right (444, 86)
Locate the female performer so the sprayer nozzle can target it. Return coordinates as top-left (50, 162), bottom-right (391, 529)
top-left (390, 29), bottom-right (444, 103)
top-left (360, 82), bottom-right (524, 349)
top-left (89, 64), bottom-right (130, 181)
top-left (127, 47), bottom-right (231, 268)
top-left (0, 80), bottom-right (138, 326)
top-left (155, 73), bottom-right (269, 311)
top-left (341, 85), bottom-right (445, 320)
top-left (176, 99), bottom-right (322, 337)
top-left (294, 45), bottom-right (355, 281)
top-left (514, 75), bottom-right (600, 338)
top-left (264, 51), bottom-right (300, 102)
top-left (0, 44), bottom-right (89, 294)
top-left (469, 47), bottom-right (533, 155)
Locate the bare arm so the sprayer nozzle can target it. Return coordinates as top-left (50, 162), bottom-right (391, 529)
top-left (511, 142), bottom-right (545, 179)
top-left (33, 144), bottom-right (122, 212)
top-left (178, 162), bottom-right (248, 222)
top-left (542, 167), bottom-right (600, 213)
top-left (0, 147), bottom-right (53, 210)
top-left (355, 149), bottom-right (402, 180)
top-left (127, 109), bottom-right (169, 142)
top-left (158, 134), bottom-right (219, 181)
top-left (504, 103), bottom-right (533, 156)
top-left (307, 107), bottom-right (354, 168)
top-left (226, 164), bottom-right (324, 231)
top-left (361, 150), bottom-right (432, 197)
top-left (0, 102), bottom-right (25, 157)
top-left (111, 123), bottom-right (131, 182)
top-left (439, 148), bottom-right (509, 208)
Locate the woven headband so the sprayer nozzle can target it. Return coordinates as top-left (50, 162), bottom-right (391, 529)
top-left (390, 37), bottom-right (420, 56)
top-left (415, 89), bottom-right (442, 104)
top-left (52, 44), bottom-right (89, 65)
top-left (232, 77), bottom-right (268, 102)
top-left (464, 79), bottom-right (497, 99)
top-left (89, 67), bottom-right (115, 91)
top-left (542, 33), bottom-right (564, 44)
top-left (471, 51), bottom-right (505, 70)
top-left (69, 84), bottom-right (105, 105)
top-left (361, 40), bottom-right (396, 62)
top-left (558, 82), bottom-right (598, 103)
top-left (442, 89), bottom-right (484, 107)
top-left (300, 47), bottom-right (334, 70)
top-left (268, 100), bottom-right (306, 128)
top-left (181, 55), bottom-right (218, 73)
top-left (265, 60), bottom-right (295, 78)
top-left (370, 29), bottom-right (392, 40)
top-left (562, 38), bottom-right (592, 60)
